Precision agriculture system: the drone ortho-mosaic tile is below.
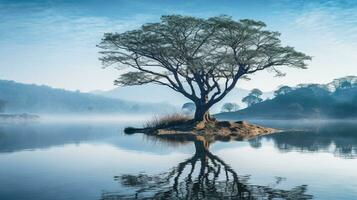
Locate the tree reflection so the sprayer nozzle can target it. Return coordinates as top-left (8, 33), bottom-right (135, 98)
top-left (101, 136), bottom-right (312, 200)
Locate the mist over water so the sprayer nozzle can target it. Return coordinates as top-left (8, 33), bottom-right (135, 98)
top-left (247, 118), bottom-right (357, 129)
top-left (38, 113), bottom-right (153, 124)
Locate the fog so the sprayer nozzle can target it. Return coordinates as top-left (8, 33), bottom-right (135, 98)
top-left (3, 112), bottom-right (357, 128)
top-left (34, 113), bottom-right (157, 124)
top-left (245, 118), bottom-right (357, 129)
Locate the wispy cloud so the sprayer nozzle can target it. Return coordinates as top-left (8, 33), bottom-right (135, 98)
top-left (273, 0), bottom-right (357, 47)
top-left (0, 0), bottom-right (356, 92)
top-left (0, 1), bottom-right (156, 48)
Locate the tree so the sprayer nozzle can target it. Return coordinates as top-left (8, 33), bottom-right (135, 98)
top-left (98, 15), bottom-right (311, 123)
top-left (104, 138), bottom-right (313, 199)
top-left (242, 88), bottom-right (263, 107)
top-left (330, 76), bottom-right (357, 91)
top-left (338, 81), bottom-right (352, 90)
top-left (274, 85), bottom-right (293, 96)
top-left (182, 102), bottom-right (196, 115)
top-left (251, 88), bottom-right (263, 97)
top-left (242, 95), bottom-right (259, 107)
top-left (222, 102), bottom-right (239, 112)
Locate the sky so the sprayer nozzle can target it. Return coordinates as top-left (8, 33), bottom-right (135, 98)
top-left (0, 0), bottom-right (357, 92)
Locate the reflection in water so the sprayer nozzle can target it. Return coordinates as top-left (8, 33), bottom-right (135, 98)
top-left (0, 123), bottom-right (119, 152)
top-left (0, 123), bottom-right (174, 154)
top-left (101, 136), bottom-right (313, 199)
top-left (250, 122), bottom-right (357, 158)
top-left (1, 121), bottom-right (356, 159)
top-left (1, 121), bottom-right (356, 199)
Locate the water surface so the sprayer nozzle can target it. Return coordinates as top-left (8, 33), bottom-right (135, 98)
top-left (0, 120), bottom-right (356, 199)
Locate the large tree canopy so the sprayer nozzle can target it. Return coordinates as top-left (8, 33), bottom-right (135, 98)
top-left (98, 15), bottom-right (311, 122)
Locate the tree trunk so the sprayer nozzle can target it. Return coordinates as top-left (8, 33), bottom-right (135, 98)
top-left (193, 105), bottom-right (210, 122)
top-left (194, 95), bottom-right (212, 123)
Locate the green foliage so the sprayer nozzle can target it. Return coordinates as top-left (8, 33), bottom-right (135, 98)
top-left (274, 86), bottom-right (293, 96)
top-left (338, 81), bottom-right (352, 90)
top-left (329, 76), bottom-right (357, 91)
top-left (242, 88), bottom-right (263, 107)
top-left (98, 15), bottom-right (310, 114)
top-left (219, 84), bottom-right (357, 119)
top-left (114, 71), bottom-right (157, 86)
top-left (250, 89), bottom-right (263, 97)
top-left (221, 102), bottom-right (239, 112)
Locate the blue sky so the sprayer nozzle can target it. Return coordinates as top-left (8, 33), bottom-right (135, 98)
top-left (0, 0), bottom-right (357, 92)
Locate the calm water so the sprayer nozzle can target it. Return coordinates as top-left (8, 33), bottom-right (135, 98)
top-left (0, 119), bottom-right (356, 199)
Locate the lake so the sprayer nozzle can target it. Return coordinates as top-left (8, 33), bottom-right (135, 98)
top-left (0, 119), bottom-right (356, 199)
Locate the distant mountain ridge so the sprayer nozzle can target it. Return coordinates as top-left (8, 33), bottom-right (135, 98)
top-left (216, 76), bottom-right (357, 120)
top-left (91, 84), bottom-right (273, 113)
top-left (0, 80), bottom-right (175, 114)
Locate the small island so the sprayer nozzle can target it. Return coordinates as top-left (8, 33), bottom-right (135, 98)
top-left (125, 115), bottom-right (277, 141)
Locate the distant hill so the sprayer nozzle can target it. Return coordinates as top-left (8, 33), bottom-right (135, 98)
top-left (216, 76), bottom-right (357, 120)
top-left (92, 84), bottom-right (273, 113)
top-left (0, 80), bottom-right (175, 114)
top-left (92, 84), bottom-right (189, 106)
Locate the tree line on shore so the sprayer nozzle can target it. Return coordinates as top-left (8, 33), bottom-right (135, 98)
top-left (182, 76), bottom-right (357, 118)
